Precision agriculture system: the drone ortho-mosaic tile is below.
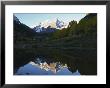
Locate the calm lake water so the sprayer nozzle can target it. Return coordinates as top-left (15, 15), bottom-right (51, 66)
top-left (14, 47), bottom-right (97, 75)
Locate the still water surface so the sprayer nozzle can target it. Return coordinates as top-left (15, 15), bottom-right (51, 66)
top-left (14, 47), bottom-right (97, 75)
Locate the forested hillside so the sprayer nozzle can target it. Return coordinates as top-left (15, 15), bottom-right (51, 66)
top-left (42, 13), bottom-right (97, 49)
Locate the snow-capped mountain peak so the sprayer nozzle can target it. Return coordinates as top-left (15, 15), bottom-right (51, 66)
top-left (33, 18), bottom-right (68, 32)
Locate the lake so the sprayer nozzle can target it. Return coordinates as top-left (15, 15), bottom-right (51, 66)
top-left (14, 47), bottom-right (97, 75)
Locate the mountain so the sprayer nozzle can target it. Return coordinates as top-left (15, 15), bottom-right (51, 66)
top-left (33, 25), bottom-right (56, 33)
top-left (33, 18), bottom-right (68, 32)
top-left (14, 15), bottom-right (37, 44)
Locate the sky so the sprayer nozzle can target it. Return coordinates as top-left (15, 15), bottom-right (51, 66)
top-left (14, 13), bottom-right (87, 28)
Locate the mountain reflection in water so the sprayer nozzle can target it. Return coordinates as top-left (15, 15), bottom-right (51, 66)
top-left (16, 57), bottom-right (80, 75)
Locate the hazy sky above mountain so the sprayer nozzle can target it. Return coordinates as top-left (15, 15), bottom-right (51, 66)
top-left (14, 13), bottom-right (87, 28)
